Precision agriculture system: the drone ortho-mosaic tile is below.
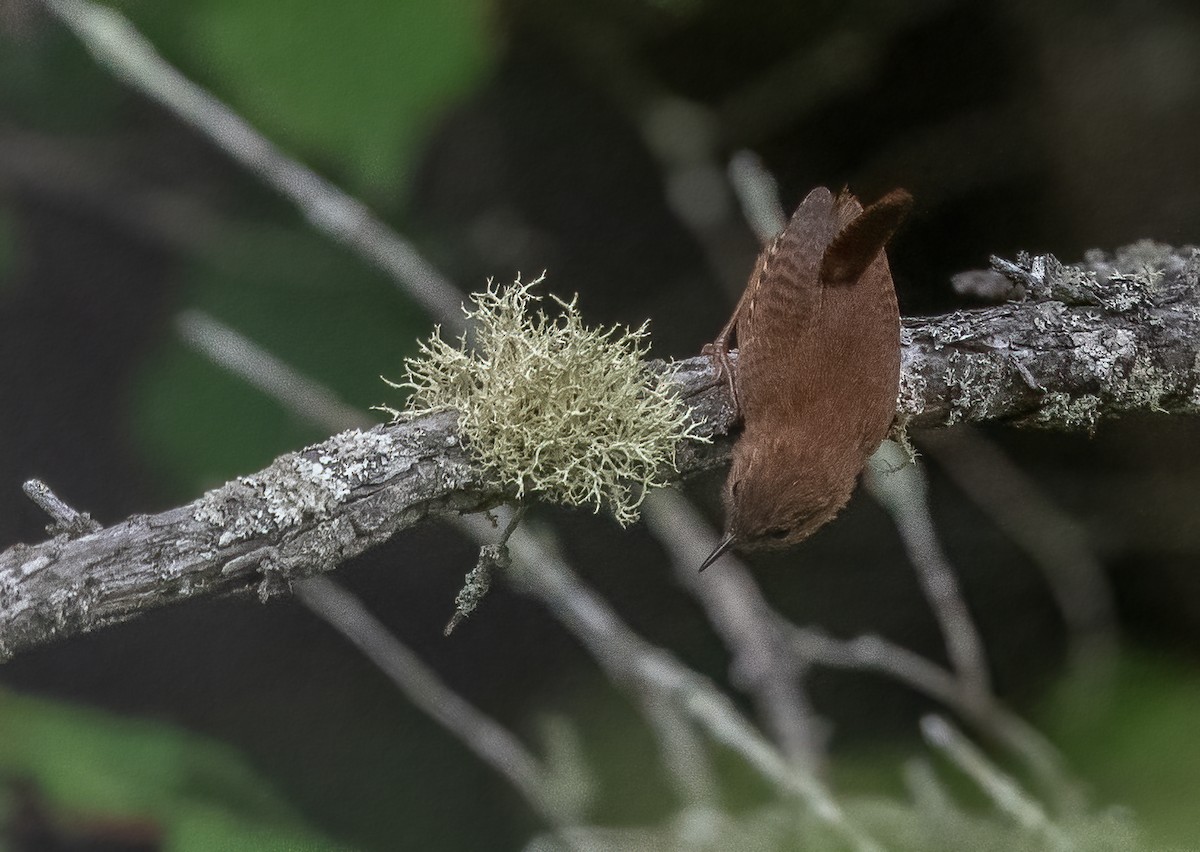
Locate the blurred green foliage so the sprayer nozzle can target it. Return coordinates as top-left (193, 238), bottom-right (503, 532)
top-left (0, 687), bottom-right (348, 850)
top-left (106, 0), bottom-right (493, 198)
top-left (131, 220), bottom-right (429, 491)
top-left (0, 24), bottom-right (125, 130)
top-left (103, 0), bottom-right (492, 490)
top-left (560, 649), bottom-right (1200, 849)
top-left (1042, 651), bottom-right (1200, 849)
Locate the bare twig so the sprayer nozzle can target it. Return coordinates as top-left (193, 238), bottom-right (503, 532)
top-left (444, 506), bottom-right (526, 636)
top-left (643, 489), bottom-right (825, 769)
top-left (789, 625), bottom-right (1070, 800)
top-left (865, 440), bottom-right (992, 703)
top-left (38, 0), bottom-right (467, 332)
top-left (919, 427), bottom-right (1118, 668)
top-left (176, 310), bottom-right (375, 433)
top-left (295, 576), bottom-right (563, 821)
top-left (21, 479), bottom-right (102, 538)
top-left (727, 149), bottom-right (786, 242)
top-left (921, 715), bottom-right (1070, 849)
top-left (463, 511), bottom-right (882, 852)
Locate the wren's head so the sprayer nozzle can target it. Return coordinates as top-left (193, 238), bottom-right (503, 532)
top-left (699, 433), bottom-right (859, 571)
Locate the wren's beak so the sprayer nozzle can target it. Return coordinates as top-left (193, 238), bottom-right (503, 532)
top-left (699, 532), bottom-right (736, 572)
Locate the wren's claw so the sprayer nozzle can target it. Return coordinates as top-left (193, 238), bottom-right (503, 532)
top-left (702, 341), bottom-right (741, 415)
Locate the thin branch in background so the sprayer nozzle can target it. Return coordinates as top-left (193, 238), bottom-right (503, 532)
top-left (921, 715), bottom-right (1070, 850)
top-left (864, 440), bottom-right (992, 705)
top-left (920, 427), bottom-right (1118, 669)
top-left (642, 489), bottom-right (826, 769)
top-left (468, 510), bottom-right (884, 852)
top-left (636, 691), bottom-right (719, 808)
top-left (726, 149), bottom-right (786, 242)
top-left (38, 0), bottom-right (467, 333)
top-left (295, 576), bottom-right (568, 825)
top-left (861, 439), bottom-right (1081, 809)
top-left (789, 625), bottom-right (1072, 804)
top-left (791, 627), bottom-right (962, 710)
top-left (176, 310), bottom-right (375, 433)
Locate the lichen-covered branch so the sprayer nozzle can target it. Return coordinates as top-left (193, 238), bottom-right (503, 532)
top-left (901, 244), bottom-right (1200, 430)
top-left (2, 244), bottom-right (1199, 660)
top-left (0, 415), bottom-right (488, 660)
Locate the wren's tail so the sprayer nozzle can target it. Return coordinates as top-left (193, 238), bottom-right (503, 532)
top-left (820, 189), bottom-right (912, 286)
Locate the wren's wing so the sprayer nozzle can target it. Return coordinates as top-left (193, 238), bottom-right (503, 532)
top-left (815, 188), bottom-right (908, 455)
top-left (820, 189), bottom-right (912, 287)
top-left (733, 187), bottom-right (841, 418)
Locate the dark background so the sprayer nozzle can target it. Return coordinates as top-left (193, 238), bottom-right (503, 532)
top-left (3, 0), bottom-right (1200, 848)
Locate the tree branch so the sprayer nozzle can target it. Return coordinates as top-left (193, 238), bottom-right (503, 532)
top-left (3, 251), bottom-right (1200, 660)
top-left (900, 246), bottom-right (1200, 429)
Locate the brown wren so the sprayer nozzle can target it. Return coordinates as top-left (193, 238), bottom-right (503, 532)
top-left (699, 186), bottom-right (911, 571)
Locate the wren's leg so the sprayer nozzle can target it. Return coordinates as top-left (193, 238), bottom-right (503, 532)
top-left (702, 297), bottom-right (745, 415)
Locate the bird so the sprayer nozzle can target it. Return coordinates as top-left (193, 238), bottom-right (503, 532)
top-left (700, 185), bottom-right (911, 571)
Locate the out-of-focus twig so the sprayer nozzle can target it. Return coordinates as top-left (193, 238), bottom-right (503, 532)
top-left (727, 149), bottom-right (786, 242)
top-left (176, 310), bottom-right (374, 434)
top-left (463, 510), bottom-right (882, 852)
top-left (865, 441), bottom-right (992, 704)
top-left (38, 0), bottom-right (467, 333)
top-left (920, 427), bottom-right (1118, 669)
top-left (921, 715), bottom-right (1069, 849)
top-left (643, 489), bottom-right (826, 769)
top-left (789, 625), bottom-right (1070, 799)
top-left (296, 576), bottom-right (569, 824)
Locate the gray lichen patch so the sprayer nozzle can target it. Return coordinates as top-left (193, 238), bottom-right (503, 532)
top-left (943, 351), bottom-right (1008, 424)
top-left (1190, 352), bottom-right (1200, 406)
top-left (896, 350), bottom-right (927, 419)
top-left (1124, 354), bottom-right (1173, 413)
top-left (193, 429), bottom-right (396, 548)
top-left (1069, 327), bottom-right (1138, 385)
top-left (1037, 392), bottom-right (1102, 431)
top-left (991, 243), bottom-right (1200, 313)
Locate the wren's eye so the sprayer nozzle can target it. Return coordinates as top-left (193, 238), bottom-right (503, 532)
top-left (766, 527), bottom-right (789, 540)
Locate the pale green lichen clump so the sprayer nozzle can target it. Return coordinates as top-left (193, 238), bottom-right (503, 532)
top-left (382, 275), bottom-right (703, 526)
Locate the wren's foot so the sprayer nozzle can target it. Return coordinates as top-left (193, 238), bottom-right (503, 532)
top-left (701, 341), bottom-right (741, 415)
